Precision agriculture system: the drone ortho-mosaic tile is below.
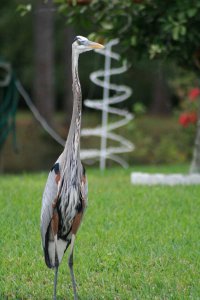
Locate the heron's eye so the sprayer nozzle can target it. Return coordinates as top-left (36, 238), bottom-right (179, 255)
top-left (75, 39), bottom-right (82, 46)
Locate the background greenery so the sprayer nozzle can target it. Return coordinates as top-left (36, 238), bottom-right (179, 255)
top-left (1, 0), bottom-right (200, 108)
top-left (1, 0), bottom-right (200, 172)
top-left (1, 112), bottom-right (196, 172)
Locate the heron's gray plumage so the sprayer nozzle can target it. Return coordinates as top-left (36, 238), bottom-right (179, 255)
top-left (40, 35), bottom-right (104, 300)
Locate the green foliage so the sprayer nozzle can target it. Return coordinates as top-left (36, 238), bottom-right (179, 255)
top-left (0, 0), bottom-right (33, 87)
top-left (0, 167), bottom-right (200, 299)
top-left (119, 115), bottom-right (196, 165)
top-left (132, 102), bottom-right (146, 116)
top-left (2, 113), bottom-right (196, 172)
top-left (16, 4), bottom-right (32, 17)
top-left (168, 66), bottom-right (198, 99)
top-left (54, 0), bottom-right (200, 72)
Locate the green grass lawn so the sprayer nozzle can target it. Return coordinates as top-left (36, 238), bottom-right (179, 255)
top-left (0, 166), bottom-right (200, 299)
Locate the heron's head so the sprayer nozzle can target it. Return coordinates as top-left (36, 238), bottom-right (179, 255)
top-left (73, 35), bottom-right (104, 53)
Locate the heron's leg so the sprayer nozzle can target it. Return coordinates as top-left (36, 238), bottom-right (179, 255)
top-left (68, 234), bottom-right (78, 300)
top-left (53, 234), bottom-right (59, 300)
top-left (53, 266), bottom-right (58, 300)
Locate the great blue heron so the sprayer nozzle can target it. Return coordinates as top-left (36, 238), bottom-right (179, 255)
top-left (40, 36), bottom-right (104, 300)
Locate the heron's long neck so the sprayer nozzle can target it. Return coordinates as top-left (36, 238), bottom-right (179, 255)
top-left (65, 49), bottom-right (82, 161)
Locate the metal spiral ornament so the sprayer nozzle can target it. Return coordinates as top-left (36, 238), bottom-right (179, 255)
top-left (80, 39), bottom-right (134, 169)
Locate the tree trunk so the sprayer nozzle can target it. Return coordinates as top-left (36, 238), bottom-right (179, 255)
top-left (33, 0), bottom-right (55, 124)
top-left (63, 26), bottom-right (74, 127)
top-left (150, 66), bottom-right (172, 115)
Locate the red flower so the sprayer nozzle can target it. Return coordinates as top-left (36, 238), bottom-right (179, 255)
top-left (179, 112), bottom-right (198, 127)
top-left (179, 113), bottom-right (190, 127)
top-left (188, 88), bottom-right (200, 101)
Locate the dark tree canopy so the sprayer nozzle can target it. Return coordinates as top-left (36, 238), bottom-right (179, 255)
top-left (54, 0), bottom-right (200, 72)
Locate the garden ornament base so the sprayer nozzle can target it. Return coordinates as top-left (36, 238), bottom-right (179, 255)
top-left (131, 172), bottom-right (200, 185)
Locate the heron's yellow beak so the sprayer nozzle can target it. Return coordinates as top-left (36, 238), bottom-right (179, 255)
top-left (88, 41), bottom-right (104, 49)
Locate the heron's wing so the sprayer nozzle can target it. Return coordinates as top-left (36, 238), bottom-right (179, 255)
top-left (40, 154), bottom-right (63, 249)
top-left (81, 164), bottom-right (88, 208)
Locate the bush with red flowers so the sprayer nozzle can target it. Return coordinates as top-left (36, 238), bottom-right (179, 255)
top-left (179, 112), bottom-right (198, 127)
top-left (178, 88), bottom-right (199, 128)
top-left (188, 88), bottom-right (200, 101)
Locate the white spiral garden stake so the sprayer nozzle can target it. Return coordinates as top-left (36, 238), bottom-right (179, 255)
top-left (80, 39), bottom-right (134, 169)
